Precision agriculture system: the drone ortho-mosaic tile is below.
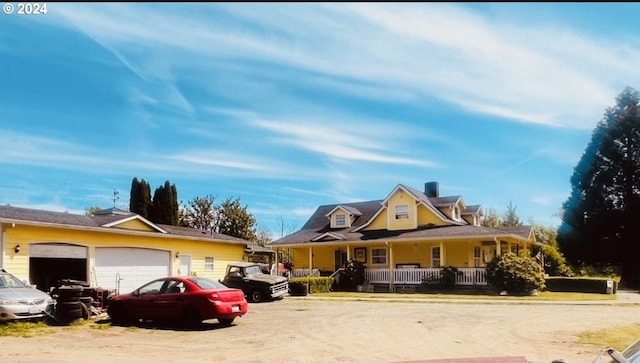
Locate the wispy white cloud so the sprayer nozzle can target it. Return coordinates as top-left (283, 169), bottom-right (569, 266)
top-left (44, 2), bottom-right (640, 130)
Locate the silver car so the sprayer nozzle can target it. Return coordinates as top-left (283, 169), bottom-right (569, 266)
top-left (0, 271), bottom-right (54, 321)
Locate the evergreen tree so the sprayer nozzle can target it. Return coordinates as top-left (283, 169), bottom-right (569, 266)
top-left (129, 177), bottom-right (152, 218)
top-left (503, 201), bottom-right (523, 227)
top-left (558, 87), bottom-right (640, 288)
top-left (149, 180), bottom-right (179, 225)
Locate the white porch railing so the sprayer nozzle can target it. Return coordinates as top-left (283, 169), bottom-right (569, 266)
top-left (292, 268), bottom-right (320, 278)
top-left (365, 268), bottom-right (486, 286)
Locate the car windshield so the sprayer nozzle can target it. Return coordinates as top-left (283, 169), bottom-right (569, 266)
top-left (244, 265), bottom-right (263, 276)
top-left (0, 273), bottom-right (28, 288)
top-left (190, 277), bottom-right (228, 290)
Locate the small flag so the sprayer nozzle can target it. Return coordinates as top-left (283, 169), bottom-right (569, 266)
top-left (535, 250), bottom-right (544, 266)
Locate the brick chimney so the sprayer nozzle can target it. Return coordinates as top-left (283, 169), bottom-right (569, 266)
top-left (424, 181), bottom-right (439, 198)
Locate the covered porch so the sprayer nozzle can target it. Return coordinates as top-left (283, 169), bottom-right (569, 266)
top-left (291, 267), bottom-right (487, 286)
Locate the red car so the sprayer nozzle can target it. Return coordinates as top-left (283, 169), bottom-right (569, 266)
top-left (107, 276), bottom-right (248, 327)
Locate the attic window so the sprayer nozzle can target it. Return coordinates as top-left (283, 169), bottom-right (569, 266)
top-left (395, 205), bottom-right (409, 220)
top-left (335, 213), bottom-right (346, 227)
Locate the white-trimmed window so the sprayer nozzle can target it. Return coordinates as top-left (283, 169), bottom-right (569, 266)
top-left (452, 206), bottom-right (460, 220)
top-left (204, 256), bottom-right (214, 271)
top-left (335, 213), bottom-right (346, 227)
top-left (371, 248), bottom-right (387, 265)
top-left (395, 205), bottom-right (409, 219)
top-left (432, 246), bottom-right (441, 268)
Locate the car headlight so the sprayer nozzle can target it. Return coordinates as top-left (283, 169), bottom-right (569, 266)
top-left (0, 299), bottom-right (18, 305)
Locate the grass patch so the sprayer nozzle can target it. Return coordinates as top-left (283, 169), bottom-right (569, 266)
top-left (90, 323), bottom-right (111, 330)
top-left (578, 324), bottom-right (640, 351)
top-left (311, 291), bottom-right (617, 301)
top-left (0, 321), bottom-right (55, 337)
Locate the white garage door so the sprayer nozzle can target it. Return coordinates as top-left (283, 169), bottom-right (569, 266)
top-left (94, 248), bottom-right (170, 294)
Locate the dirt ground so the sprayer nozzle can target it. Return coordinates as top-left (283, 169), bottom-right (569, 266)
top-left (2, 296), bottom-right (640, 363)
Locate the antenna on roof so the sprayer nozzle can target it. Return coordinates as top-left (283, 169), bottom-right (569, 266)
top-left (112, 189), bottom-right (120, 208)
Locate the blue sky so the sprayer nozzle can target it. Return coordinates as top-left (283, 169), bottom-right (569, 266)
top-left (2, 3), bottom-right (640, 237)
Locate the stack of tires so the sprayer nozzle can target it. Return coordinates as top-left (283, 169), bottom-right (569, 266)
top-left (54, 285), bottom-right (91, 324)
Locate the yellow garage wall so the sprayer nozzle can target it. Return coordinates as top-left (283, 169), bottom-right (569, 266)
top-left (417, 204), bottom-right (447, 226)
top-left (387, 190), bottom-right (415, 230)
top-left (110, 219), bottom-right (156, 231)
top-left (2, 224), bottom-right (246, 283)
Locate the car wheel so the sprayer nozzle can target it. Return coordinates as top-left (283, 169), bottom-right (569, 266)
top-left (218, 317), bottom-right (234, 326)
top-left (108, 302), bottom-right (131, 326)
top-left (180, 307), bottom-right (201, 328)
top-left (249, 289), bottom-right (262, 303)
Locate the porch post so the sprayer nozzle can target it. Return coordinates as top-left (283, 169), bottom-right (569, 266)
top-left (440, 241), bottom-right (445, 266)
top-left (346, 244), bottom-right (351, 260)
top-left (308, 246), bottom-right (313, 276)
top-left (388, 242), bottom-right (394, 290)
top-left (494, 237), bottom-right (501, 256)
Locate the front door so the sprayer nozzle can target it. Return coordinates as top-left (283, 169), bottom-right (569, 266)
top-left (334, 250), bottom-right (347, 271)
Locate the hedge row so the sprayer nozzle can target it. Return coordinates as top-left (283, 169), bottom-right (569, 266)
top-left (544, 277), bottom-right (617, 294)
top-left (288, 277), bottom-right (333, 295)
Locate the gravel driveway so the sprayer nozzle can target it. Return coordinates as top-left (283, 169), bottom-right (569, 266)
top-left (3, 295), bottom-right (640, 363)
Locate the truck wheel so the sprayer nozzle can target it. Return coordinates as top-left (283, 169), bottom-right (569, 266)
top-left (249, 289), bottom-right (263, 303)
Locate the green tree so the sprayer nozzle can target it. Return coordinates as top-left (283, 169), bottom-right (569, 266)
top-left (558, 87), bottom-right (640, 288)
top-left (503, 201), bottom-right (522, 227)
top-left (214, 197), bottom-right (257, 242)
top-left (129, 177), bottom-right (152, 218)
top-left (149, 180), bottom-right (179, 225)
top-left (179, 195), bottom-right (217, 230)
top-left (84, 205), bottom-right (102, 216)
top-left (480, 208), bottom-right (502, 228)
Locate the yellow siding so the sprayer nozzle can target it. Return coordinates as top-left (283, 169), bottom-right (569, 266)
top-left (416, 204), bottom-right (447, 226)
top-left (387, 190), bottom-right (415, 231)
top-left (362, 209), bottom-right (387, 230)
top-left (2, 224), bottom-right (246, 283)
top-left (444, 242), bottom-right (468, 267)
top-left (389, 243), bottom-right (428, 268)
top-left (111, 219), bottom-right (156, 231)
top-left (290, 246), bottom-right (335, 272)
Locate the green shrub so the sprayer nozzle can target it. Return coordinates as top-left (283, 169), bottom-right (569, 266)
top-left (544, 277), bottom-right (617, 294)
top-left (417, 266), bottom-right (458, 292)
top-left (542, 244), bottom-right (573, 277)
top-left (288, 280), bottom-right (308, 296)
top-left (289, 277), bottom-right (333, 294)
top-left (485, 252), bottom-right (545, 294)
top-left (336, 259), bottom-right (365, 291)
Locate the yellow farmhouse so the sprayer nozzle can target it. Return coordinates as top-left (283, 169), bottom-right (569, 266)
top-left (0, 205), bottom-right (271, 294)
top-left (270, 181), bottom-right (541, 291)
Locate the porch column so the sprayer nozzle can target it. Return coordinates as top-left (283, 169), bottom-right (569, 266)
top-left (388, 242), bottom-right (394, 290)
top-left (440, 241), bottom-right (445, 266)
top-left (494, 237), bottom-right (501, 256)
top-left (308, 246), bottom-right (313, 276)
top-left (346, 244), bottom-right (351, 260)
top-left (273, 248), bottom-right (278, 276)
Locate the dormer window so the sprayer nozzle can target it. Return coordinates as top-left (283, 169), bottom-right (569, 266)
top-left (452, 206), bottom-right (460, 220)
top-left (335, 213), bottom-right (346, 227)
top-left (395, 205), bottom-right (409, 219)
